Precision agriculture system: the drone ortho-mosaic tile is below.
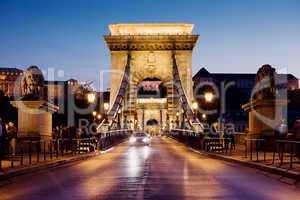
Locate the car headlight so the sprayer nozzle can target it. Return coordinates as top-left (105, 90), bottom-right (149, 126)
top-left (143, 137), bottom-right (149, 143)
top-left (129, 137), bottom-right (136, 144)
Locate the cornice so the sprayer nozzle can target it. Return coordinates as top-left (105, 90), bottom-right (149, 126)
top-left (104, 35), bottom-right (199, 51)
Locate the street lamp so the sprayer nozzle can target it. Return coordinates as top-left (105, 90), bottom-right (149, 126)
top-left (192, 101), bottom-right (198, 110)
top-left (204, 92), bottom-right (213, 102)
top-left (97, 114), bottom-right (102, 120)
top-left (103, 102), bottom-right (110, 125)
top-left (176, 111), bottom-right (180, 128)
top-left (202, 113), bottom-right (207, 124)
top-left (92, 111), bottom-right (97, 122)
top-left (192, 101), bottom-right (198, 122)
top-left (117, 109), bottom-right (121, 129)
top-left (104, 102), bottom-right (109, 112)
top-left (87, 92), bottom-right (96, 103)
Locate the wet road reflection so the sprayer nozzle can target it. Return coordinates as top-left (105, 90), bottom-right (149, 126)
top-left (0, 137), bottom-right (300, 200)
top-left (127, 146), bottom-right (151, 177)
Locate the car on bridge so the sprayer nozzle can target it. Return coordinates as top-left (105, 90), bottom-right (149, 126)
top-left (129, 132), bottom-right (151, 146)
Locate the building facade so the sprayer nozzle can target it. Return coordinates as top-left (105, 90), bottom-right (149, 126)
top-left (0, 67), bottom-right (23, 97)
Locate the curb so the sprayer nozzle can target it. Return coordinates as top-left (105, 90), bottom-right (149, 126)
top-left (166, 136), bottom-right (300, 183)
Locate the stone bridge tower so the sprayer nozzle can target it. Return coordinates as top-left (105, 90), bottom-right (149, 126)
top-left (104, 23), bottom-right (199, 132)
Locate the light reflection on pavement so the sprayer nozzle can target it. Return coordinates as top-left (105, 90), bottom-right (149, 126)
top-left (0, 137), bottom-right (300, 200)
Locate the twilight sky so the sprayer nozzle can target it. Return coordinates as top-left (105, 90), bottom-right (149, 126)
top-left (0, 0), bottom-right (299, 90)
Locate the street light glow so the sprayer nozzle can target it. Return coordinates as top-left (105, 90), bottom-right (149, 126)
top-left (104, 102), bottom-right (109, 111)
top-left (87, 92), bottom-right (96, 103)
top-left (92, 111), bottom-right (97, 116)
top-left (202, 113), bottom-right (206, 119)
top-left (204, 92), bottom-right (213, 102)
top-left (97, 114), bottom-right (102, 119)
top-left (192, 102), bottom-right (198, 110)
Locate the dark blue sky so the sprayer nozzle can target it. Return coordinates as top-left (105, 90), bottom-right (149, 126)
top-left (0, 0), bottom-right (299, 90)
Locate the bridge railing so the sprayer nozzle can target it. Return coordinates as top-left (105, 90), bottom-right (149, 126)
top-left (98, 129), bottom-right (131, 150)
top-left (167, 130), bottom-right (300, 170)
top-left (244, 138), bottom-right (300, 169)
top-left (0, 138), bottom-right (95, 170)
top-left (0, 129), bottom-right (131, 171)
top-left (166, 129), bottom-right (236, 154)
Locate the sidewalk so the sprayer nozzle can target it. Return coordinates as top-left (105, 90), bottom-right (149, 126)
top-left (167, 137), bottom-right (300, 182)
top-left (0, 150), bottom-right (106, 181)
top-left (195, 146), bottom-right (300, 180)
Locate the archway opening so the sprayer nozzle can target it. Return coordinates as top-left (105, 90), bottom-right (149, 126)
top-left (146, 119), bottom-right (159, 126)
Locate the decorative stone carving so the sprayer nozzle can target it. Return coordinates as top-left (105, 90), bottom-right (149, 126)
top-left (147, 52), bottom-right (156, 63)
top-left (146, 65), bottom-right (156, 74)
top-left (21, 66), bottom-right (44, 100)
top-left (254, 64), bottom-right (276, 100)
top-left (10, 65), bottom-right (59, 140)
top-left (104, 35), bottom-right (198, 51)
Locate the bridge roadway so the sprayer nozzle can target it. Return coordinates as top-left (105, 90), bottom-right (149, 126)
top-left (0, 137), bottom-right (300, 200)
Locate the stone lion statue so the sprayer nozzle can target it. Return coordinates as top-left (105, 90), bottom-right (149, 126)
top-left (21, 66), bottom-right (44, 100)
top-left (254, 64), bottom-right (276, 100)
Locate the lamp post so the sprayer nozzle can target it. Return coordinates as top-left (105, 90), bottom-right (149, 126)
top-left (103, 102), bottom-right (109, 113)
top-left (192, 101), bottom-right (198, 122)
top-left (204, 92), bottom-right (214, 124)
top-left (92, 111), bottom-right (97, 122)
top-left (176, 111), bottom-right (180, 128)
top-left (117, 109), bottom-right (121, 129)
top-left (202, 113), bottom-right (207, 123)
top-left (103, 102), bottom-right (109, 124)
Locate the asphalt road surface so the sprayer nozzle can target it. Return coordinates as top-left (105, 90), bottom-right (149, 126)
top-left (0, 137), bottom-right (300, 200)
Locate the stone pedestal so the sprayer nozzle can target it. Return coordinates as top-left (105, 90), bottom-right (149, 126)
top-left (11, 101), bottom-right (59, 140)
top-left (242, 99), bottom-right (288, 139)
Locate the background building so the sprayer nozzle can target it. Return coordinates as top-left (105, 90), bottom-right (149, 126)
top-left (193, 67), bottom-right (299, 132)
top-left (0, 67), bottom-right (93, 128)
top-left (0, 67), bottom-right (23, 97)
